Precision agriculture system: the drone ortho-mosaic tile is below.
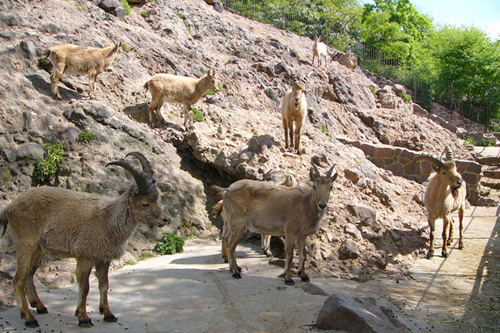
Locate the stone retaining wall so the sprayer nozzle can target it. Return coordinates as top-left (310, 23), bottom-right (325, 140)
top-left (431, 102), bottom-right (485, 133)
top-left (339, 138), bottom-right (484, 204)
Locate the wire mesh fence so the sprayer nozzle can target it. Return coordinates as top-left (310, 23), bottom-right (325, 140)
top-left (221, 0), bottom-right (498, 128)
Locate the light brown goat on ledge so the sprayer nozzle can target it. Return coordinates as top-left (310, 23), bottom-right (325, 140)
top-left (43, 43), bottom-right (120, 99)
top-left (144, 69), bottom-right (218, 130)
top-left (0, 152), bottom-right (167, 328)
top-left (212, 164), bottom-right (338, 285)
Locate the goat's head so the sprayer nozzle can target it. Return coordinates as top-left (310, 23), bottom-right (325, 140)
top-left (417, 147), bottom-right (464, 190)
top-left (291, 71), bottom-right (313, 108)
top-left (204, 68), bottom-right (218, 92)
top-left (106, 152), bottom-right (168, 228)
top-left (309, 164), bottom-right (338, 212)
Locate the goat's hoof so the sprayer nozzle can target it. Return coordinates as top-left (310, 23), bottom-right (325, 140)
top-left (25, 319), bottom-right (39, 328)
top-left (37, 307), bottom-right (48, 314)
top-left (78, 319), bottom-right (94, 327)
top-left (426, 251), bottom-right (434, 259)
top-left (284, 279), bottom-right (295, 286)
top-left (458, 243), bottom-right (464, 250)
top-left (237, 266), bottom-right (242, 273)
top-left (442, 251), bottom-right (448, 258)
top-left (232, 272), bottom-right (242, 279)
top-left (103, 314), bottom-right (118, 322)
top-left (300, 275), bottom-right (310, 282)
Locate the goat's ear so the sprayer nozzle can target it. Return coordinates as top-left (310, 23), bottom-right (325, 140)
top-left (331, 172), bottom-right (338, 182)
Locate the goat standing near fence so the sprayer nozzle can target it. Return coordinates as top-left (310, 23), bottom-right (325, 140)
top-left (312, 37), bottom-right (328, 69)
top-left (212, 164), bottom-right (338, 285)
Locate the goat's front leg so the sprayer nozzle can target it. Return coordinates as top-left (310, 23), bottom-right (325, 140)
top-left (261, 235), bottom-right (272, 257)
top-left (426, 217), bottom-right (435, 259)
top-left (75, 259), bottom-right (94, 327)
top-left (283, 118), bottom-right (289, 149)
top-left (296, 235), bottom-right (309, 282)
top-left (221, 235), bottom-right (228, 263)
top-left (458, 206), bottom-right (465, 250)
top-left (441, 216), bottom-right (451, 258)
top-left (281, 235), bottom-right (298, 285)
top-left (88, 70), bottom-right (97, 98)
top-left (183, 104), bottom-right (194, 130)
top-left (447, 216), bottom-right (454, 246)
top-left (95, 262), bottom-right (117, 323)
top-left (50, 63), bottom-right (65, 100)
top-left (294, 119), bottom-right (304, 154)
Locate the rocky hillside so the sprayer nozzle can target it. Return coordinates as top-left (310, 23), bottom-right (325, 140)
top-left (0, 0), bottom-right (490, 305)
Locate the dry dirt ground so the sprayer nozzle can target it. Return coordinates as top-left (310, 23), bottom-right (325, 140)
top-left (0, 195), bottom-right (498, 333)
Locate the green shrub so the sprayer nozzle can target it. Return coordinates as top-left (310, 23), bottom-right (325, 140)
top-left (120, 0), bottom-right (130, 15)
top-left (192, 107), bottom-right (204, 123)
top-left (154, 233), bottom-right (184, 255)
top-left (462, 135), bottom-right (476, 146)
top-left (32, 142), bottom-right (64, 184)
top-left (140, 10), bottom-right (148, 17)
top-left (480, 139), bottom-right (494, 147)
top-left (126, 259), bottom-right (137, 265)
top-left (77, 129), bottom-right (96, 144)
top-left (121, 43), bottom-right (131, 53)
top-left (139, 252), bottom-right (155, 261)
top-left (204, 90), bottom-right (215, 96)
top-left (397, 92), bottom-right (412, 103)
top-left (75, 3), bottom-right (86, 11)
top-left (367, 85), bottom-right (376, 98)
top-left (318, 124), bottom-right (332, 138)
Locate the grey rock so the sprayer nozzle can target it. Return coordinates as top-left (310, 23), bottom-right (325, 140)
top-left (213, 0), bottom-right (224, 13)
top-left (346, 203), bottom-right (377, 225)
top-left (20, 40), bottom-right (36, 59)
top-left (317, 294), bottom-right (405, 332)
top-left (301, 283), bottom-right (328, 296)
top-left (339, 239), bottom-right (359, 260)
top-left (15, 143), bottom-right (44, 161)
top-left (344, 224), bottom-right (362, 240)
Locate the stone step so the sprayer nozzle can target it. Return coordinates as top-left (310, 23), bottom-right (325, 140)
top-left (483, 166), bottom-right (500, 179)
top-left (481, 178), bottom-right (500, 189)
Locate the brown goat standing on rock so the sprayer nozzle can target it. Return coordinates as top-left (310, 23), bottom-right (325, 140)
top-left (144, 69), bottom-right (218, 130)
top-left (416, 147), bottom-right (467, 259)
top-left (43, 43), bottom-right (120, 99)
top-left (212, 164), bottom-right (338, 285)
top-left (0, 152), bottom-right (168, 328)
top-left (281, 72), bottom-right (312, 154)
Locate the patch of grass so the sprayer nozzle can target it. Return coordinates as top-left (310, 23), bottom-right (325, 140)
top-left (177, 12), bottom-right (186, 20)
top-left (397, 92), bottom-right (412, 103)
top-left (204, 90), bottom-right (215, 96)
top-left (367, 85), bottom-right (376, 98)
top-left (480, 139), bottom-right (494, 147)
top-left (139, 252), bottom-right (155, 261)
top-left (121, 43), bottom-right (132, 53)
top-left (319, 124), bottom-right (332, 138)
top-left (126, 259), bottom-right (137, 265)
top-left (462, 135), bottom-right (476, 146)
top-left (48, 285), bottom-right (59, 290)
top-left (77, 129), bottom-right (96, 144)
top-left (154, 233), bottom-right (184, 255)
top-left (70, 276), bottom-right (75, 284)
top-left (192, 107), bottom-right (204, 123)
top-left (140, 11), bottom-right (148, 17)
top-left (224, 35), bottom-right (234, 40)
top-left (227, 58), bottom-right (237, 64)
top-left (32, 142), bottom-right (64, 184)
top-left (75, 3), bottom-right (86, 11)
top-left (217, 82), bottom-right (222, 91)
top-left (120, 0), bottom-right (130, 15)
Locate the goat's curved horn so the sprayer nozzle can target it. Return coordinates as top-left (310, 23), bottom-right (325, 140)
top-left (326, 164), bottom-right (336, 178)
top-left (312, 163), bottom-right (321, 177)
top-left (444, 146), bottom-right (453, 161)
top-left (126, 151), bottom-right (155, 178)
top-left (415, 154), bottom-right (445, 169)
top-left (106, 160), bottom-right (154, 195)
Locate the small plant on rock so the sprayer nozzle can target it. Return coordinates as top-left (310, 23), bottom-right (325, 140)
top-left (121, 43), bottom-right (131, 53)
top-left (120, 0), bottom-right (130, 15)
top-left (192, 107), bottom-right (205, 123)
top-left (77, 129), bottom-right (96, 144)
top-left (397, 92), bottom-right (412, 103)
top-left (32, 142), bottom-right (65, 184)
top-left (154, 233), bottom-right (184, 255)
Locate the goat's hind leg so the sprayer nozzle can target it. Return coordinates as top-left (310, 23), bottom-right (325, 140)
top-left (458, 207), bottom-right (465, 250)
top-left (280, 235), bottom-right (298, 285)
top-left (441, 216), bottom-right (451, 258)
top-left (75, 259), bottom-right (94, 327)
top-left (14, 248), bottom-right (40, 327)
top-left (226, 223), bottom-right (246, 279)
top-left (25, 251), bottom-right (48, 315)
top-left (50, 63), bottom-right (65, 100)
top-left (95, 262), bottom-right (117, 323)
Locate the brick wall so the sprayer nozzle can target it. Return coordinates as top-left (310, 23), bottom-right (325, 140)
top-left (431, 102), bottom-right (485, 133)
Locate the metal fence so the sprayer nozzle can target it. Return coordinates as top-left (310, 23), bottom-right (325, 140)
top-left (221, 0), bottom-right (498, 127)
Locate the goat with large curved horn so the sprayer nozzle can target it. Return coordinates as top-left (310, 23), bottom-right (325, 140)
top-left (126, 151), bottom-right (155, 179)
top-left (106, 157), bottom-right (155, 195)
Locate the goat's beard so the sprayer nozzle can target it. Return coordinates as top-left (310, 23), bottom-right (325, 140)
top-left (450, 186), bottom-right (460, 199)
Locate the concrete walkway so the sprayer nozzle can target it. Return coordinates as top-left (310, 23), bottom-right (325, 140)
top-left (1, 202), bottom-right (499, 332)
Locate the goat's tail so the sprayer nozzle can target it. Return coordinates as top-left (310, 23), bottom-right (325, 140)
top-left (210, 185), bottom-right (226, 200)
top-left (0, 207), bottom-right (8, 239)
top-left (212, 200), bottom-right (223, 218)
